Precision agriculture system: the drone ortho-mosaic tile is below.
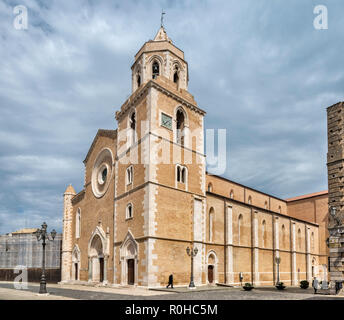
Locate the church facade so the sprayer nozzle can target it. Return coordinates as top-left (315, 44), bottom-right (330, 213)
top-left (61, 27), bottom-right (329, 287)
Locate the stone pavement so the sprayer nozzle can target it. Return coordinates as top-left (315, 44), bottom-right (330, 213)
top-left (1, 281), bottom-right (344, 300)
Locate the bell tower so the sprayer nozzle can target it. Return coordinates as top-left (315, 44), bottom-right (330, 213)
top-left (114, 26), bottom-right (207, 287)
top-left (131, 26), bottom-right (189, 93)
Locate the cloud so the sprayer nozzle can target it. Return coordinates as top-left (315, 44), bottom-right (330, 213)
top-left (0, 0), bottom-right (343, 233)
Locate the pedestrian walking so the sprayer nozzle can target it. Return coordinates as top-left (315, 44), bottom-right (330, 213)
top-left (312, 277), bottom-right (319, 294)
top-left (166, 274), bottom-right (173, 288)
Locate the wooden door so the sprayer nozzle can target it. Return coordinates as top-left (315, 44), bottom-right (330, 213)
top-left (127, 259), bottom-right (135, 285)
top-left (208, 265), bottom-right (214, 283)
top-left (99, 258), bottom-right (104, 283)
top-left (75, 263), bottom-right (78, 280)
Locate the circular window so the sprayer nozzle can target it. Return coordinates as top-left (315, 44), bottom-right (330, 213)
top-left (91, 148), bottom-right (113, 198)
top-left (97, 164), bottom-right (108, 185)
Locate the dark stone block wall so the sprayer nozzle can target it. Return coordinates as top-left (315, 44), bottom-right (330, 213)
top-left (0, 268), bottom-right (61, 283)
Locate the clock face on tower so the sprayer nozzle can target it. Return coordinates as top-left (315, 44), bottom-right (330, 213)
top-left (161, 113), bottom-right (172, 130)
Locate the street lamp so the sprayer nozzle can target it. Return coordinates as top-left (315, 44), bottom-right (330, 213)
top-left (186, 246), bottom-right (198, 289)
top-left (35, 222), bottom-right (56, 294)
top-left (275, 256), bottom-right (281, 285)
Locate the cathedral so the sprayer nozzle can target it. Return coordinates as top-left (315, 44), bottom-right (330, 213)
top-left (61, 26), bottom-right (329, 287)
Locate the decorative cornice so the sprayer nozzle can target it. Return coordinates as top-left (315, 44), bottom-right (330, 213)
top-left (115, 80), bottom-right (206, 122)
top-left (72, 189), bottom-right (85, 204)
top-left (83, 129), bottom-right (117, 164)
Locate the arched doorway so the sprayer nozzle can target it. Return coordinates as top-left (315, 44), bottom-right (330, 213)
top-left (120, 231), bottom-right (138, 286)
top-left (72, 245), bottom-right (81, 281)
top-left (127, 259), bottom-right (135, 285)
top-left (206, 251), bottom-right (218, 285)
top-left (89, 234), bottom-right (105, 283)
top-left (74, 263), bottom-right (78, 280)
top-left (208, 265), bottom-right (214, 283)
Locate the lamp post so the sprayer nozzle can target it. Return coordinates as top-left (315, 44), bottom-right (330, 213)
top-left (275, 256), bottom-right (281, 285)
top-left (35, 222), bottom-right (56, 294)
top-left (186, 246), bottom-right (198, 289)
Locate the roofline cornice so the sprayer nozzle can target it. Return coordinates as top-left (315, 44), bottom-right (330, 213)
top-left (115, 80), bottom-right (206, 122)
top-left (83, 129), bottom-right (117, 164)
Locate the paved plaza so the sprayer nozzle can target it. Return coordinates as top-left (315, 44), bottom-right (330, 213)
top-left (0, 281), bottom-right (344, 300)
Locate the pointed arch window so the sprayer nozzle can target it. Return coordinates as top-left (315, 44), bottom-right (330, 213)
top-left (208, 183), bottom-right (213, 192)
top-left (76, 208), bottom-right (81, 239)
top-left (129, 111), bottom-right (136, 146)
top-left (281, 224), bottom-right (286, 249)
top-left (137, 74), bottom-right (141, 88)
top-left (126, 203), bottom-right (133, 220)
top-left (238, 214), bottom-right (243, 245)
top-left (152, 61), bottom-right (159, 79)
top-left (247, 196), bottom-right (252, 205)
top-left (298, 228), bottom-right (302, 251)
top-left (126, 166), bottom-right (133, 185)
top-left (209, 207), bottom-right (214, 242)
top-left (262, 220), bottom-right (266, 248)
top-left (176, 165), bottom-right (187, 184)
top-left (173, 71), bottom-right (179, 84)
top-left (311, 232), bottom-right (315, 252)
top-left (230, 190), bottom-right (234, 199)
top-left (176, 109), bottom-right (185, 146)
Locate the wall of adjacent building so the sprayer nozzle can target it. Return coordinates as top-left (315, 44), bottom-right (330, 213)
top-left (0, 233), bottom-right (62, 283)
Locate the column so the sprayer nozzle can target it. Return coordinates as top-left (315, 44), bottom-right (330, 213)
top-left (306, 226), bottom-right (312, 282)
top-left (88, 257), bottom-right (92, 282)
top-left (291, 222), bottom-right (297, 286)
top-left (226, 205), bottom-right (234, 284)
top-left (252, 210), bottom-right (259, 285)
top-left (274, 216), bottom-right (279, 284)
top-left (104, 256), bottom-right (108, 285)
top-left (193, 198), bottom-right (203, 286)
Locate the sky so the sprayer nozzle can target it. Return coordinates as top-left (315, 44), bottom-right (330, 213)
top-left (0, 0), bottom-right (343, 234)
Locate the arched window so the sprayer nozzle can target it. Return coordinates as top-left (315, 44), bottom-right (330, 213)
top-left (264, 201), bottom-right (268, 210)
top-left (176, 109), bottom-right (185, 146)
top-left (126, 166), bottom-right (133, 185)
top-left (230, 190), bottom-right (234, 199)
top-left (238, 214), bottom-right (243, 245)
top-left (126, 203), bottom-right (133, 219)
top-left (181, 167), bottom-right (186, 183)
top-left (76, 208), bottom-right (81, 239)
top-left (152, 61), bottom-right (159, 79)
top-left (137, 74), bottom-right (141, 88)
top-left (208, 183), bottom-right (213, 192)
top-left (278, 206), bottom-right (282, 213)
top-left (173, 71), bottom-right (179, 84)
top-left (281, 224), bottom-right (286, 248)
top-left (262, 220), bottom-right (266, 248)
top-left (298, 228), bottom-right (302, 250)
top-left (129, 111), bottom-right (136, 146)
top-left (311, 232), bottom-right (314, 252)
top-left (209, 208), bottom-right (214, 242)
top-left (176, 165), bottom-right (187, 184)
top-left (247, 196), bottom-right (252, 205)
top-left (312, 258), bottom-right (316, 277)
top-left (173, 64), bottom-right (180, 86)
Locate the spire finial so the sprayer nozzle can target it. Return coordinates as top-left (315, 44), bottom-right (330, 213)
top-left (161, 9), bottom-right (166, 28)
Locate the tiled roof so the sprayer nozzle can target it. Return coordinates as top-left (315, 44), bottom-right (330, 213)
top-left (285, 190), bottom-right (328, 202)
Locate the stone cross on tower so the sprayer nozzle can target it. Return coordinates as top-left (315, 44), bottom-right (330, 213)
top-left (161, 9), bottom-right (166, 28)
